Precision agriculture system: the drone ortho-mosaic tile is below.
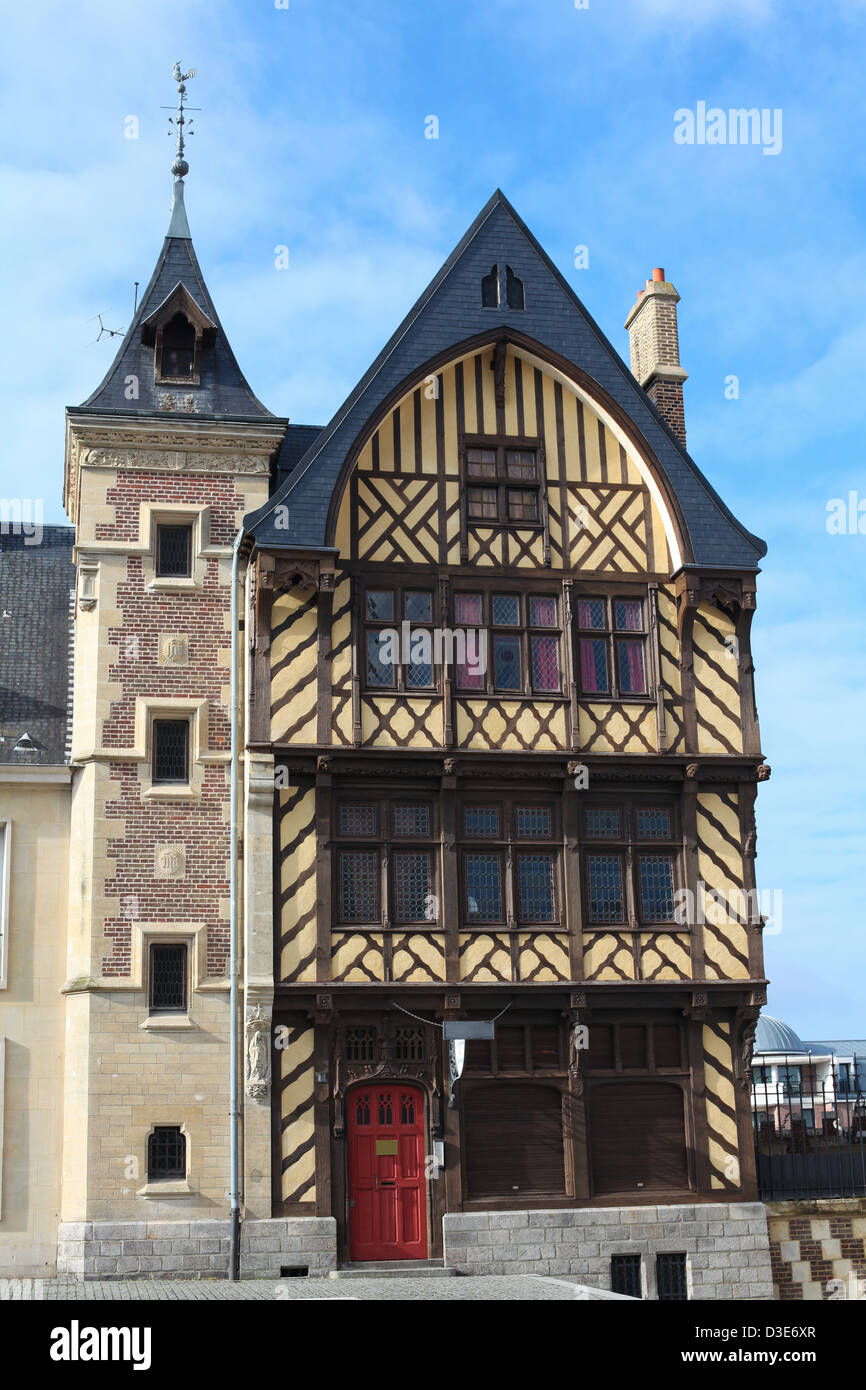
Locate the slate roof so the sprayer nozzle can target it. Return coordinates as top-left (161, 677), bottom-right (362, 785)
top-left (246, 190), bottom-right (766, 570)
top-left (273, 424), bottom-right (325, 492)
top-left (0, 526), bottom-right (75, 765)
top-left (74, 194), bottom-right (276, 422)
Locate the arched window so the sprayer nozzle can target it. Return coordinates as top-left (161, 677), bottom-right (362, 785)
top-left (160, 312), bottom-right (196, 379)
top-left (481, 265), bottom-right (499, 308)
top-left (506, 266), bottom-right (525, 310)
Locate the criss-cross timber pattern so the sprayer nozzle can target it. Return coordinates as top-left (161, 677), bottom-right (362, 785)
top-left (271, 588), bottom-right (318, 744)
top-left (361, 696), bottom-right (442, 748)
top-left (578, 701), bottom-right (657, 754)
top-left (356, 475), bottom-right (439, 564)
top-left (466, 526), bottom-right (504, 567)
top-left (638, 932), bottom-right (692, 981)
top-left (277, 783), bottom-right (317, 982)
top-left (330, 576), bottom-right (354, 746)
top-left (517, 932), bottom-right (570, 981)
top-left (456, 699), bottom-right (566, 751)
top-left (697, 791), bottom-right (750, 981)
top-left (458, 932), bottom-right (512, 982)
top-left (392, 932), bottom-right (446, 982)
top-left (693, 603), bottom-right (742, 755)
top-left (331, 932), bottom-right (385, 982)
top-left (567, 484), bottom-right (648, 573)
top-left (279, 1023), bottom-right (316, 1206)
top-left (583, 931), bottom-right (637, 980)
top-left (702, 1020), bottom-right (741, 1192)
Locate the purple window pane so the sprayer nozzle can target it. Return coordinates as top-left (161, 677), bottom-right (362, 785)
top-left (577, 598), bottom-right (606, 630)
top-left (529, 596), bottom-right (558, 628)
top-left (617, 639), bottom-right (646, 693)
top-left (532, 636), bottom-right (560, 692)
top-left (587, 855), bottom-right (624, 922)
top-left (615, 599), bottom-right (643, 631)
top-left (580, 638), bottom-right (608, 693)
top-left (454, 592), bottom-right (483, 624)
top-left (492, 594), bottom-right (520, 626)
top-left (494, 635), bottom-right (521, 690)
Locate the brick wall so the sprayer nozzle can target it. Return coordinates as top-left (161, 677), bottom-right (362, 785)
top-left (767, 1199), bottom-right (866, 1300)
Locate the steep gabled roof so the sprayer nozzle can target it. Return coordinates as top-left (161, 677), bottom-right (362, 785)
top-left (75, 183), bottom-right (274, 422)
top-left (0, 527), bottom-right (75, 765)
top-left (246, 190), bottom-right (766, 570)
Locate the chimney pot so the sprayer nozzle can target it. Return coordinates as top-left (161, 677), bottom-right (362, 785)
top-left (652, 267), bottom-right (665, 282)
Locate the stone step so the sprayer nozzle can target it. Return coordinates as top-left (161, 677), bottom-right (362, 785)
top-left (329, 1260), bottom-right (456, 1279)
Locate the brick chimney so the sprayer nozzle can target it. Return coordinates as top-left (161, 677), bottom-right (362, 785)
top-left (624, 267), bottom-right (688, 447)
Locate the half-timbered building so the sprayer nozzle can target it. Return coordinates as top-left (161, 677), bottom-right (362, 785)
top-left (0, 107), bottom-right (774, 1295)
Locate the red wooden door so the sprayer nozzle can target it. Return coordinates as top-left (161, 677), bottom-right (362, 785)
top-left (347, 1084), bottom-right (428, 1261)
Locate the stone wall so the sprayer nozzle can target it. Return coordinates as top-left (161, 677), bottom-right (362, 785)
top-left (767, 1199), bottom-right (866, 1300)
top-left (56, 1217), bottom-right (337, 1280)
top-left (443, 1201), bottom-right (774, 1299)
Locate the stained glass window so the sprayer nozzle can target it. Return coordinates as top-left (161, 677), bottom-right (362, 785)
top-left (366, 630), bottom-right (393, 686)
top-left (529, 596), bottom-right (557, 627)
top-left (465, 807), bottom-right (500, 837)
top-left (393, 804), bottom-right (430, 837)
top-left (404, 590), bottom-right (433, 622)
top-left (531, 635), bottom-right (559, 691)
top-left (617, 638), bottom-right (646, 693)
top-left (636, 808), bottom-right (671, 839)
top-left (465, 854), bottom-right (503, 921)
top-left (615, 599), bottom-right (643, 631)
top-left (454, 592), bottom-right (483, 624)
top-left (577, 598), bottom-right (606, 629)
top-left (516, 807), bottom-right (552, 838)
top-left (639, 855), bottom-right (675, 920)
top-left (339, 803), bottom-right (378, 836)
top-left (518, 854), bottom-right (555, 921)
top-left (492, 594), bottom-right (520, 626)
top-left (580, 637), bottom-right (609, 693)
top-left (340, 851), bottom-right (379, 922)
top-left (587, 855), bottom-right (624, 922)
top-left (585, 808), bottom-right (621, 839)
top-left (393, 851), bottom-right (432, 922)
top-left (366, 590), bottom-right (394, 621)
top-left (493, 635), bottom-right (521, 690)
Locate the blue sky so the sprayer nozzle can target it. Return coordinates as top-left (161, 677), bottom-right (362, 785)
top-left (2, 0), bottom-right (864, 1033)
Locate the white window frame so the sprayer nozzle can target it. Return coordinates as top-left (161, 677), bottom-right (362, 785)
top-left (0, 822), bottom-right (10, 990)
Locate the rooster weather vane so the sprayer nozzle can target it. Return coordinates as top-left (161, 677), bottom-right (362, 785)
top-left (163, 61), bottom-right (199, 178)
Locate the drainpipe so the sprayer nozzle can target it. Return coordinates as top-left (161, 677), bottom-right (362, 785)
top-left (229, 529), bottom-right (243, 1279)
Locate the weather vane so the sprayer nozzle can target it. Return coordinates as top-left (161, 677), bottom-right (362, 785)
top-left (162, 62), bottom-right (199, 179)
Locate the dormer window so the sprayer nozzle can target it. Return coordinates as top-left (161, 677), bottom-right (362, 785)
top-left (140, 282), bottom-right (216, 388)
top-left (160, 312), bottom-right (196, 380)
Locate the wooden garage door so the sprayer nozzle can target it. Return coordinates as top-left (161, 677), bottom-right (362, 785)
top-left (463, 1082), bottom-right (566, 1199)
top-left (589, 1082), bottom-right (689, 1195)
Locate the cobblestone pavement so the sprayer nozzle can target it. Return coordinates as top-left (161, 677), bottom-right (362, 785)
top-left (14, 1275), bottom-right (606, 1301)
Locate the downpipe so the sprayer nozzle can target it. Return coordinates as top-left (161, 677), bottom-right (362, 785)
top-left (229, 530), bottom-right (243, 1279)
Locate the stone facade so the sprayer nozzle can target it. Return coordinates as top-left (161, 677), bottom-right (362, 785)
top-left (443, 1202), bottom-right (775, 1299)
top-left (57, 1217), bottom-right (337, 1280)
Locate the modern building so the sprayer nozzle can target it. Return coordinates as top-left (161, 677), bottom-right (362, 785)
top-left (0, 77), bottom-right (777, 1298)
top-left (751, 1015), bottom-right (866, 1140)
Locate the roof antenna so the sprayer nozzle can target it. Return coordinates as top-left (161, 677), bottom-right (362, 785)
top-left (133, 281), bottom-right (139, 315)
top-left (161, 62), bottom-right (199, 240)
top-left (86, 313), bottom-right (125, 345)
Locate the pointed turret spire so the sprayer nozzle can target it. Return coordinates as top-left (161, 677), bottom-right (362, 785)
top-left (166, 61), bottom-right (197, 240)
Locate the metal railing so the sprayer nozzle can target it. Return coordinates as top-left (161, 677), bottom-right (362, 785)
top-left (751, 1055), bottom-right (866, 1199)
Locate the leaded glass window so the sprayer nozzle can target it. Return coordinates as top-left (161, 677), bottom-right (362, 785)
top-left (587, 855), bottom-right (624, 922)
top-left (462, 438), bottom-right (543, 528)
top-left (464, 806), bottom-right (500, 838)
top-left (364, 584), bottom-right (436, 691)
top-left (149, 943), bottom-right (187, 1014)
top-left (518, 853), bottom-right (555, 922)
top-left (452, 590), bottom-right (561, 694)
top-left (585, 807), bottom-right (621, 839)
top-left (393, 851), bottom-right (432, 922)
top-left (393, 804), bottom-right (430, 837)
top-left (493, 634), bottom-right (521, 690)
top-left (635, 808), bottom-right (671, 839)
top-left (577, 595), bottom-right (648, 698)
top-left (152, 719), bottom-right (189, 784)
top-left (339, 803), bottom-right (378, 837)
top-left (156, 523), bottom-right (192, 578)
top-left (340, 851), bottom-right (379, 923)
top-left (638, 855), bottom-right (675, 921)
top-left (465, 854), bottom-right (503, 922)
top-left (515, 806), bottom-right (552, 839)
